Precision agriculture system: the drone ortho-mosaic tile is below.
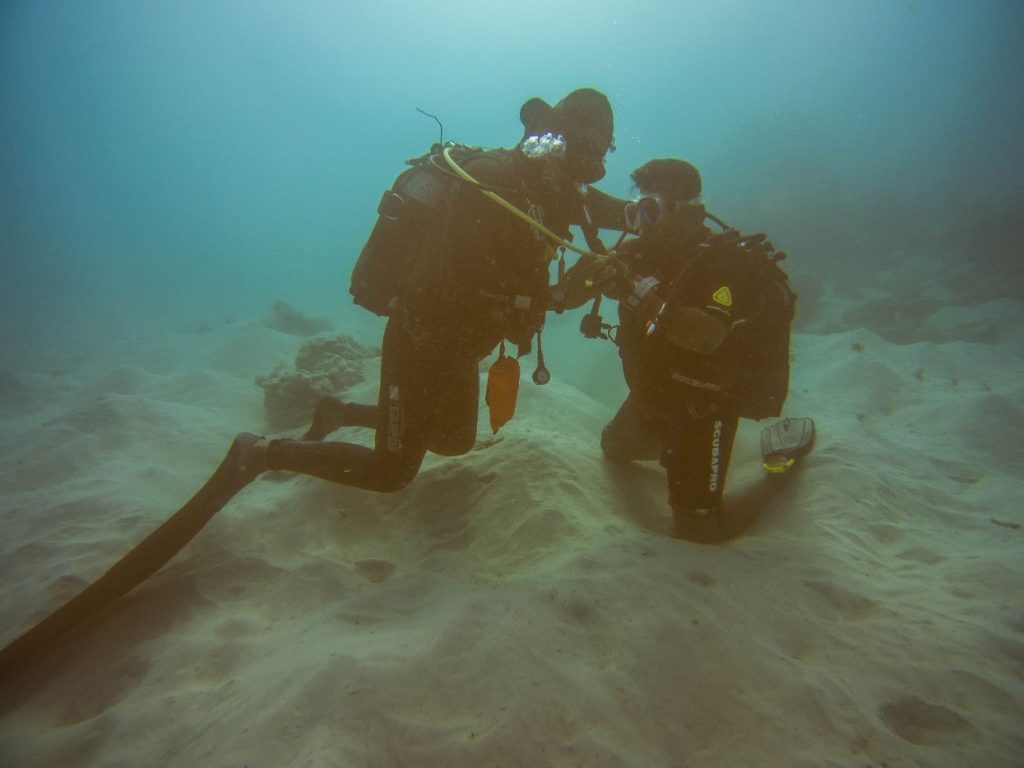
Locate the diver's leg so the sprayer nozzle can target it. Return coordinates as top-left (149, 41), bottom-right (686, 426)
top-left (264, 318), bottom-right (432, 492)
top-left (344, 404), bottom-right (378, 428)
top-left (601, 393), bottom-right (662, 462)
top-left (662, 409), bottom-right (739, 516)
top-left (264, 438), bottom-right (425, 492)
top-left (233, 432), bottom-right (270, 486)
top-left (303, 397), bottom-right (377, 440)
top-left (426, 356), bottom-right (479, 457)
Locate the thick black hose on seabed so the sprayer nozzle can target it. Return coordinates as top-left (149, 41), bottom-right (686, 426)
top-left (0, 437), bottom-right (253, 683)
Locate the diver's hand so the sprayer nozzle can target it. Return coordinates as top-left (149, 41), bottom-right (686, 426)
top-left (592, 253), bottom-right (632, 300)
top-left (555, 254), bottom-right (630, 310)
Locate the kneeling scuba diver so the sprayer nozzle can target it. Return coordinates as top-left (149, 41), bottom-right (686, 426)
top-left (0, 88), bottom-right (627, 679)
top-left (554, 158), bottom-right (815, 541)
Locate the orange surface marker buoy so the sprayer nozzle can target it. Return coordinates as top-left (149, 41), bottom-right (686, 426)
top-left (485, 346), bottom-right (520, 433)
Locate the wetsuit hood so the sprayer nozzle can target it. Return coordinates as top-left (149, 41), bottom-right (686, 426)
top-left (519, 88), bottom-right (615, 184)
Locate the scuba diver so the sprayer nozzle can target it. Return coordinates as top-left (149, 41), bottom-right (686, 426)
top-left (558, 158), bottom-right (814, 542)
top-left (0, 89), bottom-right (634, 678)
top-left (232, 87), bottom-right (625, 491)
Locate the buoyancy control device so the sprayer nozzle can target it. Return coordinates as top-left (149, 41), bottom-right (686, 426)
top-left (349, 144), bottom-right (485, 317)
top-left (589, 220), bottom-right (797, 421)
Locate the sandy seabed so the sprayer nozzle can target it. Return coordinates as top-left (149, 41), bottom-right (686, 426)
top-left (0, 296), bottom-right (1022, 767)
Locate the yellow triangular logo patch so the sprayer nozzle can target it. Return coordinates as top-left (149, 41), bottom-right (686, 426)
top-left (712, 286), bottom-right (733, 307)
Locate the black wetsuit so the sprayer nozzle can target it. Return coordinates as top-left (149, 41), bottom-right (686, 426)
top-left (601, 234), bottom-right (792, 512)
top-left (266, 148), bottom-right (614, 491)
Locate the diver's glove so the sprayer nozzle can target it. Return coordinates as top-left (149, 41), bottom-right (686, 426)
top-left (554, 254), bottom-right (631, 310)
top-left (593, 254), bottom-right (633, 300)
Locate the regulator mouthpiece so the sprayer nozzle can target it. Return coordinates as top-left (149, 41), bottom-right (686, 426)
top-left (521, 132), bottom-right (567, 160)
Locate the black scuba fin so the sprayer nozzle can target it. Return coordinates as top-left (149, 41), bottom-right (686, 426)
top-left (760, 417), bottom-right (816, 474)
top-left (0, 434), bottom-right (260, 682)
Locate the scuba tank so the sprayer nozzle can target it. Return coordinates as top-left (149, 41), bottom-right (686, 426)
top-left (349, 144), bottom-right (485, 317)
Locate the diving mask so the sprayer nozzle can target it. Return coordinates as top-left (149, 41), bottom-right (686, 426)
top-left (624, 195), bottom-right (667, 234)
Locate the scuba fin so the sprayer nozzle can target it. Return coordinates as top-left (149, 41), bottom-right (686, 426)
top-left (485, 343), bottom-right (520, 434)
top-left (0, 434), bottom-right (260, 682)
top-left (760, 417), bottom-right (816, 474)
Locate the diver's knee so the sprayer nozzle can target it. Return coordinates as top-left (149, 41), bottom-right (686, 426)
top-left (370, 458), bottom-right (422, 493)
top-left (671, 505), bottom-right (727, 544)
top-left (372, 474), bottom-right (412, 493)
top-left (428, 434), bottom-right (475, 458)
top-left (600, 426), bottom-right (632, 462)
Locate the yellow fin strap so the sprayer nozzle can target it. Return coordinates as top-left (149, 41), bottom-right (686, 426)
top-left (763, 457), bottom-right (797, 475)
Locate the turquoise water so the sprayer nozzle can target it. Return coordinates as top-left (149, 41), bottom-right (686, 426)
top-left (1, 0), bottom-right (1021, 353)
top-left (1, 7), bottom-right (1023, 764)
